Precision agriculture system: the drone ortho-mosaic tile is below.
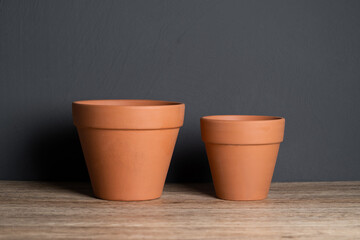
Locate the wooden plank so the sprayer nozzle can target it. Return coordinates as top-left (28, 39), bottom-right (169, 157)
top-left (0, 181), bottom-right (359, 239)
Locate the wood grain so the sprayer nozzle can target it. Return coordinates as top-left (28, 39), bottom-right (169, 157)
top-left (0, 181), bottom-right (359, 239)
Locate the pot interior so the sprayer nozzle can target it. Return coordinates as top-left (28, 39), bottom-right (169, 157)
top-left (201, 115), bottom-right (282, 121)
top-left (73, 99), bottom-right (182, 106)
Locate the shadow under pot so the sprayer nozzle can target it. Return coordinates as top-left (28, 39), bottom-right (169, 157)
top-left (200, 115), bottom-right (285, 201)
top-left (72, 99), bottom-right (185, 201)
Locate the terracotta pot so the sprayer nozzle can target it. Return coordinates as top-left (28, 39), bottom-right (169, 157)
top-left (72, 100), bottom-right (185, 201)
top-left (201, 115), bottom-right (285, 200)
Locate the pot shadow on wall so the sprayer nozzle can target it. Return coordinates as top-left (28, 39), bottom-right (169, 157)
top-left (167, 143), bottom-right (215, 197)
top-left (28, 123), bottom-right (214, 198)
top-left (28, 123), bottom-right (93, 197)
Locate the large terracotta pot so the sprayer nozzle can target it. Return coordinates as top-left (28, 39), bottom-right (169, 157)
top-left (201, 115), bottom-right (285, 200)
top-left (73, 99), bottom-right (185, 201)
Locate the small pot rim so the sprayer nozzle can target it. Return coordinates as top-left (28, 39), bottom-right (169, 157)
top-left (201, 115), bottom-right (284, 122)
top-left (72, 99), bottom-right (184, 108)
top-left (200, 115), bottom-right (285, 145)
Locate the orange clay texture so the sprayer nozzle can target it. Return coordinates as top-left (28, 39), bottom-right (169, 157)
top-left (201, 115), bottom-right (285, 200)
top-left (73, 100), bottom-right (185, 201)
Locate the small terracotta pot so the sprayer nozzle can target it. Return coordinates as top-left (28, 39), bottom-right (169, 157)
top-left (72, 99), bottom-right (185, 201)
top-left (201, 115), bottom-right (285, 201)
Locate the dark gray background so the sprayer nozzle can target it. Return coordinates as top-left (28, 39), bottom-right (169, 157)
top-left (1, 0), bottom-right (359, 182)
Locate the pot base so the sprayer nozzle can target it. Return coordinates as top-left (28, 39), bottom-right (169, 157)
top-left (93, 193), bottom-right (162, 201)
top-left (207, 143), bottom-right (280, 201)
top-left (77, 127), bottom-right (180, 201)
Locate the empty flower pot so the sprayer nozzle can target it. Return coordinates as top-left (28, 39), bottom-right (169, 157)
top-left (201, 115), bottom-right (285, 200)
top-left (72, 99), bottom-right (185, 201)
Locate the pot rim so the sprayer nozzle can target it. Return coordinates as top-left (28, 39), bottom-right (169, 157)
top-left (200, 115), bottom-right (285, 145)
top-left (201, 115), bottom-right (284, 122)
top-left (72, 99), bottom-right (184, 108)
top-left (72, 99), bottom-right (185, 129)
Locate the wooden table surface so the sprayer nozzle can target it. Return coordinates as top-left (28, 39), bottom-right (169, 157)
top-left (0, 181), bottom-right (359, 239)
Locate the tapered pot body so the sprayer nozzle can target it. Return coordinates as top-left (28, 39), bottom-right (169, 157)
top-left (201, 115), bottom-right (285, 200)
top-left (73, 100), bottom-right (185, 201)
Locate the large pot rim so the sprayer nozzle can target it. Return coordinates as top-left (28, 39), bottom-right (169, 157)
top-left (73, 99), bottom-right (185, 129)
